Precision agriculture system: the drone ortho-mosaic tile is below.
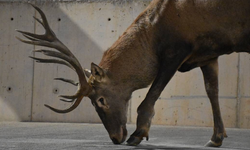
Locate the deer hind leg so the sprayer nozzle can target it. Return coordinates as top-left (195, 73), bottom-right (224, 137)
top-left (201, 58), bottom-right (227, 147)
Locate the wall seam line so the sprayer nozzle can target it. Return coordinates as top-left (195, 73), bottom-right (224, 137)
top-left (236, 53), bottom-right (241, 128)
top-left (30, 8), bottom-right (37, 122)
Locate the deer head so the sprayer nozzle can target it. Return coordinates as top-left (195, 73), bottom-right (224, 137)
top-left (16, 4), bottom-right (130, 144)
top-left (87, 63), bottom-right (130, 144)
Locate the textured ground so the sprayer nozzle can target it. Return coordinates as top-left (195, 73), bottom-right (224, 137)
top-left (0, 122), bottom-right (249, 150)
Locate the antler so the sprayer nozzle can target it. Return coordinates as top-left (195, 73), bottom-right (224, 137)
top-left (16, 4), bottom-right (92, 113)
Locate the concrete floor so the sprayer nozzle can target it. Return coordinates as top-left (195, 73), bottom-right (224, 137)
top-left (0, 122), bottom-right (249, 150)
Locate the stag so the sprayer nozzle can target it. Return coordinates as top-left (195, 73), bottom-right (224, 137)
top-left (17, 0), bottom-right (250, 147)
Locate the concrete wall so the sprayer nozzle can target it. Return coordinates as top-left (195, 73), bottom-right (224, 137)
top-left (0, 1), bottom-right (249, 129)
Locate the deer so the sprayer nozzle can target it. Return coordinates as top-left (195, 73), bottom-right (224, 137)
top-left (16, 0), bottom-right (250, 147)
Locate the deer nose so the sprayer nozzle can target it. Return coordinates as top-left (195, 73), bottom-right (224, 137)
top-left (111, 137), bottom-right (121, 144)
top-left (110, 126), bottom-right (127, 144)
top-left (110, 133), bottom-right (124, 144)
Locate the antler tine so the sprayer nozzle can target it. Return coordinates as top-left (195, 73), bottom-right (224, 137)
top-left (29, 56), bottom-right (73, 69)
top-left (32, 50), bottom-right (75, 70)
top-left (16, 4), bottom-right (92, 113)
top-left (31, 3), bottom-right (75, 57)
top-left (44, 95), bottom-right (84, 113)
top-left (30, 3), bottom-right (56, 42)
top-left (54, 78), bottom-right (79, 86)
top-left (33, 16), bottom-right (45, 28)
top-left (60, 99), bottom-right (74, 103)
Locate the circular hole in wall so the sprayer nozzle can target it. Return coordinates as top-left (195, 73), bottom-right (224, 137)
top-left (7, 87), bottom-right (12, 93)
top-left (53, 88), bottom-right (59, 94)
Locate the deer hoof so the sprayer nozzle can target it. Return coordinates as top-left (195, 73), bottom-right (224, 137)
top-left (126, 136), bottom-right (142, 146)
top-left (204, 140), bottom-right (222, 147)
top-left (126, 129), bottom-right (149, 146)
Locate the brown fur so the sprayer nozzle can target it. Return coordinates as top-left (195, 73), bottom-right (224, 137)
top-left (19, 1), bottom-right (250, 147)
top-left (89, 0), bottom-right (250, 146)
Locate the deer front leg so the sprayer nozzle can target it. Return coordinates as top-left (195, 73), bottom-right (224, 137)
top-left (201, 58), bottom-right (227, 147)
top-left (127, 52), bottom-right (190, 146)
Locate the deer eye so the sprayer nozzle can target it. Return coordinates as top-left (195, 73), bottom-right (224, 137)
top-left (99, 97), bottom-right (105, 105)
top-left (96, 97), bottom-right (109, 109)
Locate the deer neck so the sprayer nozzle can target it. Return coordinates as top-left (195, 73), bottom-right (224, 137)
top-left (98, 2), bottom-right (170, 91)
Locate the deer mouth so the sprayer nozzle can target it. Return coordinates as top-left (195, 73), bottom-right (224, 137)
top-left (110, 125), bottom-right (127, 144)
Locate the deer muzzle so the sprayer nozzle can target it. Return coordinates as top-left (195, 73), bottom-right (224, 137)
top-left (109, 125), bottom-right (127, 144)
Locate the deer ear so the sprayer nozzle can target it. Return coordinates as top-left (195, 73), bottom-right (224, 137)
top-left (91, 63), bottom-right (105, 82)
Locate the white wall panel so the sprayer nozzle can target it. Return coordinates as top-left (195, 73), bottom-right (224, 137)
top-left (0, 3), bottom-right (34, 121)
top-left (0, 1), bottom-right (249, 129)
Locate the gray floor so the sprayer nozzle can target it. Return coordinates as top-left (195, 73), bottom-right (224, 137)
top-left (0, 122), bottom-right (249, 150)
